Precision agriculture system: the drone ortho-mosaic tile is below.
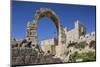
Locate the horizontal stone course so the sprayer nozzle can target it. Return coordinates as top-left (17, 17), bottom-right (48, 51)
top-left (12, 48), bottom-right (37, 57)
top-left (12, 48), bottom-right (63, 66)
top-left (12, 48), bottom-right (38, 65)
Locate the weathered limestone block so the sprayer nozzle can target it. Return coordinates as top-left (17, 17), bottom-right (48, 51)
top-left (12, 48), bottom-right (19, 57)
top-left (31, 49), bottom-right (38, 56)
top-left (19, 48), bottom-right (26, 56)
top-left (38, 55), bottom-right (45, 64)
top-left (29, 55), bottom-right (37, 64)
top-left (41, 55), bottom-right (62, 64)
top-left (12, 57), bottom-right (17, 65)
top-left (22, 48), bottom-right (32, 56)
top-left (18, 48), bottom-right (36, 56)
top-left (55, 44), bottom-right (67, 59)
top-left (53, 57), bottom-right (62, 63)
top-left (15, 56), bottom-right (25, 65)
top-left (12, 48), bottom-right (39, 65)
top-left (45, 55), bottom-right (55, 63)
top-left (24, 55), bottom-right (31, 64)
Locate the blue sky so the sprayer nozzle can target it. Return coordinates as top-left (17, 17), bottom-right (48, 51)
top-left (11, 1), bottom-right (96, 42)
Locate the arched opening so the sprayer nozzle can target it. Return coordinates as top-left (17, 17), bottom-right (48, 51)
top-left (34, 8), bottom-right (61, 46)
top-left (26, 8), bottom-right (62, 50)
top-left (37, 17), bottom-right (57, 46)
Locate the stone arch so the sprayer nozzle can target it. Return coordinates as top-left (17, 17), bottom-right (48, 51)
top-left (34, 8), bottom-right (61, 32)
top-left (27, 8), bottom-right (62, 46)
top-left (34, 8), bottom-right (61, 45)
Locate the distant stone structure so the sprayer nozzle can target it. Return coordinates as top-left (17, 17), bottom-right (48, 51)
top-left (41, 38), bottom-right (57, 55)
top-left (63, 20), bottom-right (95, 44)
top-left (40, 19), bottom-right (95, 59)
top-left (64, 20), bottom-right (86, 44)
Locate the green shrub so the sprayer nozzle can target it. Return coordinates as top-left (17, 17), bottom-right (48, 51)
top-left (75, 41), bottom-right (87, 49)
top-left (69, 51), bottom-right (96, 62)
top-left (89, 41), bottom-right (96, 49)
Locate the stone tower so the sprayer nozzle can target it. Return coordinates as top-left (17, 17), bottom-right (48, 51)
top-left (75, 20), bottom-right (86, 40)
top-left (26, 21), bottom-right (38, 46)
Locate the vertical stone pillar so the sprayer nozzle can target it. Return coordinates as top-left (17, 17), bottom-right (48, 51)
top-left (58, 25), bottom-right (66, 45)
top-left (56, 24), bottom-right (67, 59)
top-left (26, 22), bottom-right (38, 47)
top-left (58, 24), bottom-right (61, 45)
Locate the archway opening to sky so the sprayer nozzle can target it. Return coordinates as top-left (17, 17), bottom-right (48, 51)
top-left (37, 17), bottom-right (57, 46)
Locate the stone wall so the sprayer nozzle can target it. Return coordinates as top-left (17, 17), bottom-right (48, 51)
top-left (12, 48), bottom-right (62, 66)
top-left (12, 48), bottom-right (38, 65)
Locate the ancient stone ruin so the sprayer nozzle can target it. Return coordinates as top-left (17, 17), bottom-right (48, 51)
top-left (11, 8), bottom-right (96, 66)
